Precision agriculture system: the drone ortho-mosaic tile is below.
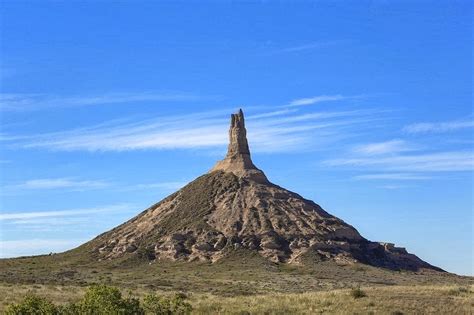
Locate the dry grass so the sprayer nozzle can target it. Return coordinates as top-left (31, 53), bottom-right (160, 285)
top-left (192, 285), bottom-right (473, 314)
top-left (0, 283), bottom-right (85, 311)
top-left (1, 252), bottom-right (472, 313)
top-left (2, 252), bottom-right (471, 295)
top-left (0, 284), bottom-right (472, 314)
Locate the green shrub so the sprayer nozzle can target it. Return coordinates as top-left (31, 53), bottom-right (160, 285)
top-left (143, 292), bottom-right (192, 315)
top-left (5, 294), bottom-right (59, 315)
top-left (65, 284), bottom-right (144, 314)
top-left (58, 303), bottom-right (80, 315)
top-left (350, 287), bottom-right (367, 299)
top-left (5, 285), bottom-right (192, 315)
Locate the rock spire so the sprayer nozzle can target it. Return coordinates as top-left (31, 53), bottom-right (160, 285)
top-left (227, 109), bottom-right (251, 157)
top-left (210, 109), bottom-right (268, 183)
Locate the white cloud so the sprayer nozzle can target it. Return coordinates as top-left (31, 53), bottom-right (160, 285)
top-left (0, 204), bottom-right (134, 221)
top-left (378, 185), bottom-right (409, 190)
top-left (2, 177), bottom-right (196, 195)
top-left (353, 139), bottom-right (416, 155)
top-left (246, 108), bottom-right (298, 119)
top-left (288, 95), bottom-right (347, 106)
top-left (325, 151), bottom-right (474, 172)
top-left (353, 173), bottom-right (431, 180)
top-left (8, 217), bottom-right (89, 226)
top-left (403, 119), bottom-right (474, 134)
top-left (125, 181), bottom-right (187, 191)
top-left (0, 92), bottom-right (209, 111)
top-left (6, 178), bottom-right (110, 191)
top-left (272, 40), bottom-right (349, 53)
top-left (2, 108), bottom-right (377, 153)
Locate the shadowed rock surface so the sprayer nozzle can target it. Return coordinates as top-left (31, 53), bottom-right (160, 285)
top-left (83, 109), bottom-right (442, 271)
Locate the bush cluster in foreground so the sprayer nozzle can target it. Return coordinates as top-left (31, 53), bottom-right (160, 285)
top-left (5, 284), bottom-right (192, 315)
top-left (350, 287), bottom-right (367, 299)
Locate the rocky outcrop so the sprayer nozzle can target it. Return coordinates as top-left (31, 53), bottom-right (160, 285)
top-left (86, 109), bottom-right (443, 272)
top-left (210, 109), bottom-right (269, 183)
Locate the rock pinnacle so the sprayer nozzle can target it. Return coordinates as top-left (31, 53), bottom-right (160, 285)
top-left (227, 109), bottom-right (251, 157)
top-left (82, 108), bottom-right (442, 271)
top-left (210, 109), bottom-right (268, 183)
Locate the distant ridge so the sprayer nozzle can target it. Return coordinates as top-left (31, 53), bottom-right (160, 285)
top-left (77, 109), bottom-right (442, 271)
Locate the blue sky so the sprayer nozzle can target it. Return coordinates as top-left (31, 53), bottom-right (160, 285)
top-left (0, 1), bottom-right (472, 276)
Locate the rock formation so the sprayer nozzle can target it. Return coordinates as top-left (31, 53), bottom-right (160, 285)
top-left (84, 109), bottom-right (442, 271)
top-left (210, 109), bottom-right (268, 183)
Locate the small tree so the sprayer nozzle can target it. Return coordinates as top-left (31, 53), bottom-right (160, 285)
top-left (5, 294), bottom-right (59, 315)
top-left (66, 284), bottom-right (144, 314)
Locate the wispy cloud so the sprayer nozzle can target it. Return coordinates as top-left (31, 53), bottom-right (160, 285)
top-left (123, 181), bottom-right (187, 191)
top-left (7, 217), bottom-right (89, 226)
top-left (2, 107), bottom-right (379, 153)
top-left (272, 40), bottom-right (349, 53)
top-left (1, 175), bottom-right (196, 196)
top-left (5, 178), bottom-right (110, 191)
top-left (325, 151), bottom-right (474, 172)
top-left (0, 92), bottom-right (210, 111)
top-left (353, 139), bottom-right (416, 155)
top-left (353, 173), bottom-right (432, 180)
top-left (288, 95), bottom-right (348, 107)
top-left (403, 119), bottom-right (474, 134)
top-left (378, 185), bottom-right (410, 190)
top-left (246, 108), bottom-right (298, 119)
top-left (0, 204), bottom-right (134, 221)
top-left (0, 204), bottom-right (141, 238)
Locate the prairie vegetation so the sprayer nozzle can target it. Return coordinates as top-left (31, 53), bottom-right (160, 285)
top-left (2, 284), bottom-right (472, 314)
top-left (1, 252), bottom-right (472, 314)
top-left (4, 285), bottom-right (191, 314)
top-left (191, 285), bottom-right (473, 314)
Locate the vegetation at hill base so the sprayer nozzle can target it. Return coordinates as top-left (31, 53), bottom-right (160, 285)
top-left (1, 252), bottom-right (472, 314)
top-left (5, 285), bottom-right (192, 315)
top-left (2, 283), bottom-right (473, 314)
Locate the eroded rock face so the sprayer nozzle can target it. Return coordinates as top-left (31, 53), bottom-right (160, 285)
top-left (91, 170), bottom-right (439, 270)
top-left (227, 109), bottom-right (251, 157)
top-left (87, 110), bottom-right (442, 272)
top-left (210, 109), bottom-right (268, 183)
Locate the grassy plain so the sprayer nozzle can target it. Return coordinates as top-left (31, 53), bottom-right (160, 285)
top-left (0, 283), bottom-right (472, 314)
top-left (1, 249), bottom-right (472, 314)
